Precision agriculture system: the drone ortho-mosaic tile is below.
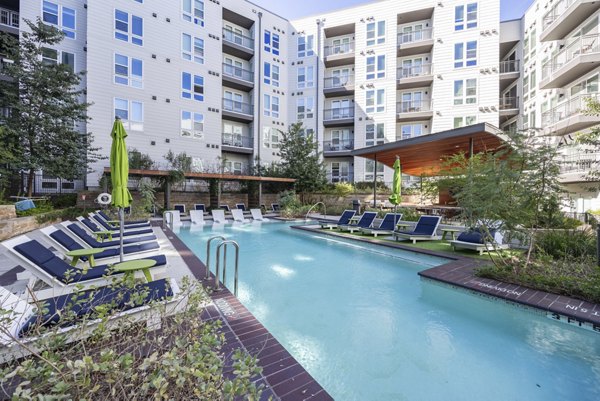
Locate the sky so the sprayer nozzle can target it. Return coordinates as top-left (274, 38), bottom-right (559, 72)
top-left (250, 0), bottom-right (535, 21)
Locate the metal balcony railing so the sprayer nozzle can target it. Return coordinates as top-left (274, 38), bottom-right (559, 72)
top-left (324, 41), bottom-right (354, 57)
top-left (323, 139), bottom-right (354, 151)
top-left (326, 173), bottom-right (354, 183)
top-left (499, 96), bottom-right (519, 110)
top-left (541, 93), bottom-right (598, 126)
top-left (397, 28), bottom-right (433, 45)
top-left (543, 0), bottom-right (576, 30)
top-left (0, 7), bottom-right (18, 28)
top-left (222, 133), bottom-right (253, 148)
top-left (396, 100), bottom-right (431, 113)
top-left (499, 60), bottom-right (519, 74)
top-left (397, 63), bottom-right (433, 79)
top-left (560, 152), bottom-right (600, 174)
top-left (222, 98), bottom-right (253, 115)
top-left (222, 63), bottom-right (253, 82)
top-left (222, 28), bottom-right (254, 50)
top-left (542, 33), bottom-right (600, 79)
top-left (323, 75), bottom-right (354, 89)
top-left (323, 107), bottom-right (354, 120)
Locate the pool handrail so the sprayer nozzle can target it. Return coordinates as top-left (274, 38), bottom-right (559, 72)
top-left (215, 240), bottom-right (240, 296)
top-left (206, 235), bottom-right (227, 279)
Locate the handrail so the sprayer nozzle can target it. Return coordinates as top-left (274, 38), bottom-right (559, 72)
top-left (215, 240), bottom-right (240, 296)
top-left (305, 201), bottom-right (326, 221)
top-left (205, 235), bottom-right (226, 279)
top-left (163, 211), bottom-right (174, 229)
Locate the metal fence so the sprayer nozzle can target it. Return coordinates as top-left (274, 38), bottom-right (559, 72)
top-left (20, 172), bottom-right (85, 195)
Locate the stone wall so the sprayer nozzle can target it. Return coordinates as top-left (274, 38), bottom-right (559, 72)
top-left (0, 205), bottom-right (17, 221)
top-left (0, 215), bottom-right (60, 241)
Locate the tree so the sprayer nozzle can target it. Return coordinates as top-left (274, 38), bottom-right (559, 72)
top-left (575, 97), bottom-right (600, 186)
top-left (277, 122), bottom-right (327, 200)
top-left (0, 19), bottom-right (99, 197)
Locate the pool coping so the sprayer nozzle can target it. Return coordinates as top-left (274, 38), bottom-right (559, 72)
top-left (159, 223), bottom-right (334, 401)
top-left (292, 224), bottom-right (600, 333)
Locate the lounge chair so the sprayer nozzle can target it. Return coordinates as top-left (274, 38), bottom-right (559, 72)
top-left (338, 211), bottom-right (377, 233)
top-left (63, 222), bottom-right (159, 249)
top-left (271, 203), bottom-right (280, 213)
top-left (319, 210), bottom-right (355, 230)
top-left (236, 203), bottom-right (246, 211)
top-left (194, 204), bottom-right (206, 213)
top-left (90, 213), bottom-right (151, 233)
top-left (211, 209), bottom-right (226, 224)
top-left (231, 209), bottom-right (249, 223)
top-left (250, 208), bottom-right (268, 221)
top-left (190, 210), bottom-right (205, 225)
top-left (450, 228), bottom-right (509, 255)
top-left (78, 216), bottom-right (154, 238)
top-left (393, 215), bottom-right (442, 243)
top-left (164, 210), bottom-right (182, 226)
top-left (96, 210), bottom-right (150, 228)
top-left (360, 213), bottom-right (403, 237)
top-left (219, 204), bottom-right (231, 212)
top-left (173, 204), bottom-right (186, 216)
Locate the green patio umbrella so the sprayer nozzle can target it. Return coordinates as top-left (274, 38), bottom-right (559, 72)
top-left (110, 117), bottom-right (133, 262)
top-left (388, 156), bottom-right (402, 227)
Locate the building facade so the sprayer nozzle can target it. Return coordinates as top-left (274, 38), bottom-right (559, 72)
top-left (7, 0), bottom-right (600, 212)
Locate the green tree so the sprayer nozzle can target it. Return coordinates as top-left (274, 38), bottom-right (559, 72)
top-left (576, 97), bottom-right (600, 186)
top-left (277, 122), bottom-right (327, 201)
top-left (0, 19), bottom-right (99, 197)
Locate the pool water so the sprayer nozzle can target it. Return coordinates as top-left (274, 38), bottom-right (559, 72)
top-left (174, 222), bottom-right (600, 401)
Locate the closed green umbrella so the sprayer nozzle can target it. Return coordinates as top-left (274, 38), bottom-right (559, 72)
top-left (388, 156), bottom-right (402, 227)
top-left (110, 117), bottom-right (132, 262)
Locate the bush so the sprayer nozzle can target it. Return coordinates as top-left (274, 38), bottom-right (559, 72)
top-left (15, 200), bottom-right (53, 217)
top-left (50, 193), bottom-right (77, 208)
top-left (34, 207), bottom-right (85, 224)
top-left (333, 182), bottom-right (354, 197)
top-left (396, 207), bottom-right (421, 222)
top-left (535, 229), bottom-right (597, 260)
top-left (129, 148), bottom-right (155, 170)
top-left (279, 190), bottom-right (301, 210)
top-left (354, 181), bottom-right (389, 192)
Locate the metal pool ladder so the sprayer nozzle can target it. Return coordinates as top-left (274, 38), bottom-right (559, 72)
top-left (205, 236), bottom-right (241, 296)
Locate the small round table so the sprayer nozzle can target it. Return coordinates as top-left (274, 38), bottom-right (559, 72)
top-left (95, 230), bottom-right (114, 242)
top-left (441, 228), bottom-right (462, 241)
top-left (112, 259), bottom-right (157, 282)
top-left (66, 248), bottom-right (105, 269)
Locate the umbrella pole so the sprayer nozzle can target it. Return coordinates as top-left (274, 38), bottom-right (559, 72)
top-left (119, 207), bottom-right (124, 262)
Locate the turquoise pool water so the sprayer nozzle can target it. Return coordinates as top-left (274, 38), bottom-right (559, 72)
top-left (174, 222), bottom-right (600, 401)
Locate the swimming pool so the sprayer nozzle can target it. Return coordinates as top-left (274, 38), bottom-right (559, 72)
top-left (175, 221), bottom-right (600, 401)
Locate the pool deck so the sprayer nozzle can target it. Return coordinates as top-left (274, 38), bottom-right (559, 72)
top-left (293, 224), bottom-right (600, 333)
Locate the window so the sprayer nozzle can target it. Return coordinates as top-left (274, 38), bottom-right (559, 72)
top-left (115, 10), bottom-right (143, 46)
top-left (224, 161), bottom-right (243, 175)
top-left (328, 129), bottom-right (352, 151)
top-left (182, 72), bottom-right (204, 101)
top-left (365, 160), bottom-right (384, 181)
top-left (182, 0), bottom-right (204, 26)
top-left (453, 79), bottom-right (476, 105)
top-left (264, 30), bottom-right (280, 55)
top-left (114, 98), bottom-right (143, 131)
top-left (366, 55), bottom-right (385, 79)
top-left (114, 54), bottom-right (143, 88)
top-left (455, 3), bottom-right (477, 31)
top-left (453, 116), bottom-right (476, 128)
top-left (454, 41), bottom-right (477, 68)
top-left (263, 127), bottom-right (280, 148)
top-left (366, 123), bottom-right (385, 146)
top-left (400, 91), bottom-right (424, 112)
top-left (366, 89), bottom-right (385, 113)
top-left (331, 99), bottom-right (352, 119)
top-left (297, 97), bottom-right (314, 120)
top-left (264, 62), bottom-right (279, 87)
top-left (330, 162), bottom-right (350, 182)
top-left (224, 91), bottom-right (244, 112)
top-left (181, 110), bottom-right (204, 139)
top-left (264, 95), bottom-right (279, 118)
top-left (297, 66), bottom-right (314, 89)
top-left (223, 124), bottom-right (244, 146)
top-left (399, 124), bottom-right (424, 140)
top-left (43, 1), bottom-right (76, 39)
top-left (298, 35), bottom-right (314, 57)
top-left (41, 48), bottom-right (58, 65)
top-left (42, 48), bottom-right (75, 72)
top-left (181, 34), bottom-right (204, 64)
top-left (366, 20), bottom-right (385, 46)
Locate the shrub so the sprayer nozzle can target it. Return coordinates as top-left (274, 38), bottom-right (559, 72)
top-left (129, 148), bottom-right (155, 170)
top-left (15, 200), bottom-right (53, 217)
top-left (396, 207), bottom-right (421, 222)
top-left (535, 228), bottom-right (597, 260)
top-left (354, 181), bottom-right (389, 192)
top-left (50, 194), bottom-right (77, 208)
top-left (333, 182), bottom-right (354, 197)
top-left (279, 190), bottom-right (301, 210)
top-left (34, 207), bottom-right (84, 224)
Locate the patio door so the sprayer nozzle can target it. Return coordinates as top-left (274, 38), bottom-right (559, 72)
top-left (224, 57), bottom-right (243, 79)
top-left (331, 68), bottom-right (350, 86)
top-left (332, 37), bottom-right (350, 54)
top-left (332, 99), bottom-right (350, 118)
top-left (401, 91), bottom-right (423, 112)
top-left (402, 58), bottom-right (423, 78)
top-left (224, 91), bottom-right (243, 112)
top-left (401, 24), bottom-right (423, 43)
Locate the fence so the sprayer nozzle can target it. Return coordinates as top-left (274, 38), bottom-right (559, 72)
top-left (19, 172), bottom-right (85, 195)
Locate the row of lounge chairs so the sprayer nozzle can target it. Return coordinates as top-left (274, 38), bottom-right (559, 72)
top-left (165, 208), bottom-right (269, 225)
top-left (172, 203), bottom-right (280, 215)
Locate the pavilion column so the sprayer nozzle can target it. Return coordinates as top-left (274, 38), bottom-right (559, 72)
top-left (248, 180), bottom-right (260, 209)
top-left (208, 179), bottom-right (219, 210)
top-left (164, 181), bottom-right (171, 210)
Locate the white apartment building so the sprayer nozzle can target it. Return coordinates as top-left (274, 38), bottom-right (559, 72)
top-left (7, 0), bottom-right (600, 212)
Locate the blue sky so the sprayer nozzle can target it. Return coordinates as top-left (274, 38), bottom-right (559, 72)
top-left (251, 0), bottom-right (534, 21)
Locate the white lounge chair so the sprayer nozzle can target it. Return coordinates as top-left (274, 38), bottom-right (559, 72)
top-left (319, 210), bottom-right (355, 230)
top-left (250, 208), bottom-right (268, 221)
top-left (77, 216), bottom-right (155, 239)
top-left (61, 221), bottom-right (159, 249)
top-left (190, 210), bottom-right (205, 225)
top-left (164, 210), bottom-right (182, 226)
top-left (360, 213), bottom-right (403, 237)
top-left (173, 204), bottom-right (187, 216)
top-left (194, 204), bottom-right (207, 214)
top-left (231, 209), bottom-right (249, 223)
top-left (393, 215), bottom-right (442, 243)
top-left (450, 228), bottom-right (510, 255)
top-left (211, 209), bottom-right (226, 224)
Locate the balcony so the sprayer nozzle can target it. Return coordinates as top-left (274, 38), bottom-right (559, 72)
top-left (499, 60), bottom-right (520, 91)
top-left (323, 75), bottom-right (355, 98)
top-left (541, 94), bottom-right (600, 136)
top-left (560, 152), bottom-right (600, 183)
top-left (323, 107), bottom-right (354, 127)
top-left (221, 133), bottom-right (253, 154)
top-left (323, 139), bottom-right (354, 157)
top-left (396, 100), bottom-right (433, 122)
top-left (222, 28), bottom-right (254, 60)
top-left (323, 42), bottom-right (355, 67)
top-left (222, 63), bottom-right (254, 91)
top-left (0, 7), bottom-right (19, 35)
top-left (540, 34), bottom-right (600, 89)
top-left (396, 64), bottom-right (433, 90)
top-left (397, 28), bottom-right (434, 57)
top-left (222, 98), bottom-right (254, 123)
top-left (499, 97), bottom-right (519, 123)
top-left (541, 0), bottom-right (600, 42)
top-left (326, 172), bottom-right (354, 183)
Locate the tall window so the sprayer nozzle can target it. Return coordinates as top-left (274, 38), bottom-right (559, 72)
top-left (42, 1), bottom-right (76, 39)
top-left (224, 91), bottom-right (244, 112)
top-left (115, 10), bottom-right (143, 46)
top-left (366, 55), bottom-right (385, 79)
top-left (365, 160), bottom-right (384, 181)
top-left (182, 0), bottom-right (204, 26)
top-left (330, 162), bottom-right (350, 182)
top-left (366, 123), bottom-right (385, 146)
top-left (182, 34), bottom-right (204, 63)
top-left (454, 41), bottom-right (477, 68)
top-left (41, 48), bottom-right (75, 72)
top-left (453, 79), bottom-right (477, 105)
top-left (181, 110), bottom-right (204, 139)
top-left (264, 30), bottom-right (280, 55)
top-left (297, 97), bottom-right (314, 120)
top-left (399, 124), bottom-right (424, 140)
top-left (263, 127), bottom-right (280, 148)
top-left (366, 20), bottom-right (385, 46)
top-left (298, 66), bottom-right (314, 89)
top-left (181, 72), bottom-right (204, 101)
top-left (366, 89), bottom-right (385, 113)
top-left (453, 115), bottom-right (476, 128)
top-left (114, 98), bottom-right (143, 131)
top-left (264, 62), bottom-right (279, 87)
top-left (264, 95), bottom-right (279, 118)
top-left (298, 35), bottom-right (314, 57)
top-left (455, 3), bottom-right (477, 31)
top-left (114, 54), bottom-right (143, 88)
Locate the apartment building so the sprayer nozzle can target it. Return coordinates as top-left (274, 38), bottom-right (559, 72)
top-left (9, 0), bottom-right (600, 212)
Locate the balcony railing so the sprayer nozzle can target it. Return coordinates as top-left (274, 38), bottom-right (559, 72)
top-left (542, 33), bottom-right (600, 79)
top-left (222, 63), bottom-right (253, 82)
top-left (323, 107), bottom-right (354, 120)
top-left (560, 152), bottom-right (600, 174)
top-left (222, 28), bottom-right (254, 50)
top-left (541, 94), bottom-right (598, 126)
top-left (324, 42), bottom-right (354, 57)
top-left (323, 75), bottom-right (354, 89)
top-left (323, 139), bottom-right (354, 151)
top-left (0, 7), bottom-right (18, 28)
top-left (499, 60), bottom-right (519, 74)
top-left (222, 98), bottom-right (253, 115)
top-left (222, 133), bottom-right (253, 148)
top-left (543, 0), bottom-right (576, 30)
top-left (397, 28), bottom-right (433, 45)
top-left (326, 173), bottom-right (354, 183)
top-left (397, 63), bottom-right (433, 79)
top-left (499, 96), bottom-right (519, 110)
top-left (397, 100), bottom-right (431, 113)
